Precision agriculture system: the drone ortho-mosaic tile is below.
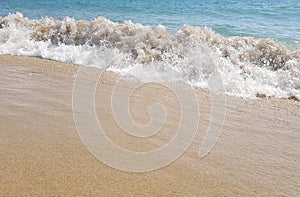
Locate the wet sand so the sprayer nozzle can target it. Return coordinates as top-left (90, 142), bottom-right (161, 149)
top-left (0, 55), bottom-right (299, 196)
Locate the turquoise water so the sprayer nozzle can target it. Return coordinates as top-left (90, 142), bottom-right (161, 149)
top-left (1, 0), bottom-right (300, 43)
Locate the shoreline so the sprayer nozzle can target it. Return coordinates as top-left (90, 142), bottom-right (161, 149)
top-left (2, 54), bottom-right (299, 102)
top-left (1, 55), bottom-right (299, 196)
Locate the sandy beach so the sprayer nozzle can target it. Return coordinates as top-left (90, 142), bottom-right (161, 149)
top-left (1, 55), bottom-right (299, 196)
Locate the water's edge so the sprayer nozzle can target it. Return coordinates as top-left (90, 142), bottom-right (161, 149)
top-left (0, 13), bottom-right (299, 100)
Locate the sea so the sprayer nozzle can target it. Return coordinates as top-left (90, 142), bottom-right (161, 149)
top-left (0, 0), bottom-right (299, 99)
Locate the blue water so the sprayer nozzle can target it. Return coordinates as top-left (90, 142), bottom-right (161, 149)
top-left (1, 0), bottom-right (300, 43)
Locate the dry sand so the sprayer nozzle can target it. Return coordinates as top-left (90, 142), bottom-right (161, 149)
top-left (0, 55), bottom-right (299, 196)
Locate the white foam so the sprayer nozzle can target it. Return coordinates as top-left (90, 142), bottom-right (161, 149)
top-left (0, 13), bottom-right (299, 100)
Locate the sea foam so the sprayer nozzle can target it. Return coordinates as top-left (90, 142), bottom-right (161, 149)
top-left (0, 13), bottom-right (299, 99)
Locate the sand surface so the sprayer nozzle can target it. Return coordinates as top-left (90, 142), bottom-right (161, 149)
top-left (0, 55), bottom-right (299, 196)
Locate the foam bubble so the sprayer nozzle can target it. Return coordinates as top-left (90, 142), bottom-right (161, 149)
top-left (0, 13), bottom-right (299, 100)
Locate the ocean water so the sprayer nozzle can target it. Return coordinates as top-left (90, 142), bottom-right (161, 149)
top-left (0, 0), bottom-right (299, 99)
top-left (1, 0), bottom-right (300, 44)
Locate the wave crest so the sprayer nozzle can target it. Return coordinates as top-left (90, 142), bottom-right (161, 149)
top-left (0, 12), bottom-right (299, 99)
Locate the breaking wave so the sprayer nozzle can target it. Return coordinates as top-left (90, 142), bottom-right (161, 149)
top-left (0, 12), bottom-right (299, 99)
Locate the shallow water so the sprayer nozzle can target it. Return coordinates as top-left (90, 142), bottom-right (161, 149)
top-left (1, 0), bottom-right (300, 43)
